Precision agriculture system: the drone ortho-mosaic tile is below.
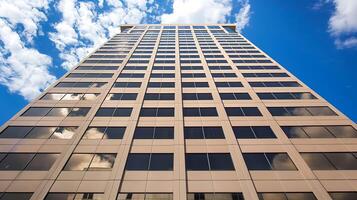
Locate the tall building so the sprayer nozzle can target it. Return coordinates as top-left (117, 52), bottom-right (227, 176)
top-left (0, 24), bottom-right (356, 200)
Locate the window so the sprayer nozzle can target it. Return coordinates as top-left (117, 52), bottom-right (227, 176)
top-left (45, 93), bottom-right (99, 101)
top-left (186, 153), bottom-right (235, 170)
top-left (225, 107), bottom-right (262, 116)
top-left (151, 73), bottom-right (175, 78)
top-left (301, 152), bottom-right (357, 170)
top-left (258, 192), bottom-right (317, 200)
top-left (182, 93), bottom-right (213, 100)
top-left (67, 73), bottom-right (113, 78)
top-left (211, 73), bottom-right (237, 78)
top-left (182, 82), bottom-right (209, 88)
top-left (184, 127), bottom-right (225, 139)
top-left (63, 153), bottom-right (116, 171)
top-left (233, 126), bottom-right (276, 139)
top-left (0, 126), bottom-right (77, 139)
top-left (106, 93), bottom-right (137, 100)
top-left (21, 107), bottom-right (90, 117)
top-left (134, 127), bottom-right (174, 139)
top-left (181, 73), bottom-right (206, 78)
top-left (267, 106), bottom-right (337, 116)
top-left (242, 72), bottom-right (289, 78)
top-left (220, 93), bottom-right (251, 100)
top-left (148, 82), bottom-right (175, 88)
top-left (144, 93), bottom-right (175, 100)
top-left (76, 66), bottom-right (118, 70)
top-left (140, 108), bottom-right (174, 117)
top-left (95, 108), bottom-right (132, 117)
top-left (237, 65), bottom-right (279, 70)
top-left (181, 66), bottom-right (203, 70)
top-left (183, 107), bottom-right (218, 116)
top-left (243, 153), bottom-right (297, 170)
top-left (113, 82), bottom-right (141, 88)
top-left (257, 92), bottom-right (317, 100)
top-left (188, 193), bottom-right (244, 200)
top-left (0, 193), bottom-right (33, 200)
top-left (45, 193), bottom-right (104, 200)
top-left (117, 193), bottom-right (173, 200)
top-left (0, 153), bottom-right (59, 171)
top-left (125, 153), bottom-right (173, 170)
top-left (282, 125), bottom-right (357, 138)
top-left (215, 82), bottom-right (243, 87)
top-left (83, 127), bottom-right (126, 139)
top-left (124, 66), bottom-right (147, 70)
top-left (249, 81), bottom-right (301, 87)
top-left (55, 82), bottom-right (107, 88)
top-left (118, 73), bottom-right (145, 78)
top-left (329, 192), bottom-right (357, 200)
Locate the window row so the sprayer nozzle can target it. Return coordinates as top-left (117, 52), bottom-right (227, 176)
top-left (22, 107), bottom-right (90, 117)
top-left (64, 153), bottom-right (116, 171)
top-left (76, 65), bottom-right (118, 70)
top-left (56, 82), bottom-right (107, 88)
top-left (0, 153), bottom-right (59, 171)
top-left (242, 72), bottom-right (289, 78)
top-left (0, 126), bottom-right (77, 139)
top-left (41, 93), bottom-right (99, 101)
top-left (282, 125), bottom-right (357, 138)
top-left (257, 92), bottom-right (316, 100)
top-left (268, 106), bottom-right (337, 116)
top-left (67, 73), bottom-right (113, 78)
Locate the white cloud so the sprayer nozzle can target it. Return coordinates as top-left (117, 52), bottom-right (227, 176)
top-left (235, 0), bottom-right (251, 32)
top-left (50, 0), bottom-right (148, 70)
top-left (161, 0), bottom-right (232, 24)
top-left (328, 0), bottom-right (357, 48)
top-left (160, 0), bottom-right (251, 33)
top-left (0, 0), bottom-right (56, 100)
top-left (0, 0), bottom-right (49, 41)
top-left (0, 19), bottom-right (56, 100)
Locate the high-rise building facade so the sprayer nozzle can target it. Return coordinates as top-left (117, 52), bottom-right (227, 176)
top-left (0, 24), bottom-right (356, 200)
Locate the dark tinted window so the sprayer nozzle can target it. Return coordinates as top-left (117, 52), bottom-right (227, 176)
top-left (329, 192), bottom-right (357, 200)
top-left (186, 153), bottom-right (235, 171)
top-left (21, 107), bottom-right (51, 116)
top-left (243, 153), bottom-right (297, 170)
top-left (95, 108), bottom-right (132, 117)
top-left (215, 82), bottom-right (243, 88)
top-left (83, 127), bottom-right (126, 139)
top-left (0, 153), bottom-right (58, 171)
top-left (106, 93), bottom-right (137, 100)
top-left (282, 125), bottom-right (357, 138)
top-left (0, 126), bottom-right (32, 138)
top-left (68, 107), bottom-right (90, 116)
top-left (184, 127), bottom-right (225, 139)
top-left (258, 192), bottom-right (317, 200)
top-left (25, 154), bottom-right (59, 170)
top-left (63, 153), bottom-right (116, 171)
top-left (148, 82), bottom-right (175, 88)
top-left (225, 107), bottom-right (262, 116)
top-left (125, 153), bottom-right (173, 171)
top-left (134, 127), bottom-right (174, 139)
top-left (140, 108), bottom-right (174, 117)
top-left (220, 93), bottom-right (251, 100)
top-left (144, 93), bottom-right (175, 100)
top-left (113, 82), bottom-right (141, 88)
top-left (301, 152), bottom-right (357, 170)
top-left (233, 126), bottom-right (276, 139)
top-left (187, 193), bottom-right (244, 200)
top-left (0, 193), bottom-right (33, 200)
top-left (183, 107), bottom-right (218, 116)
top-left (182, 93), bottom-right (213, 100)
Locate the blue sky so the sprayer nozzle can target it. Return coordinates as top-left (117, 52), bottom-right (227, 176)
top-left (0, 0), bottom-right (356, 125)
